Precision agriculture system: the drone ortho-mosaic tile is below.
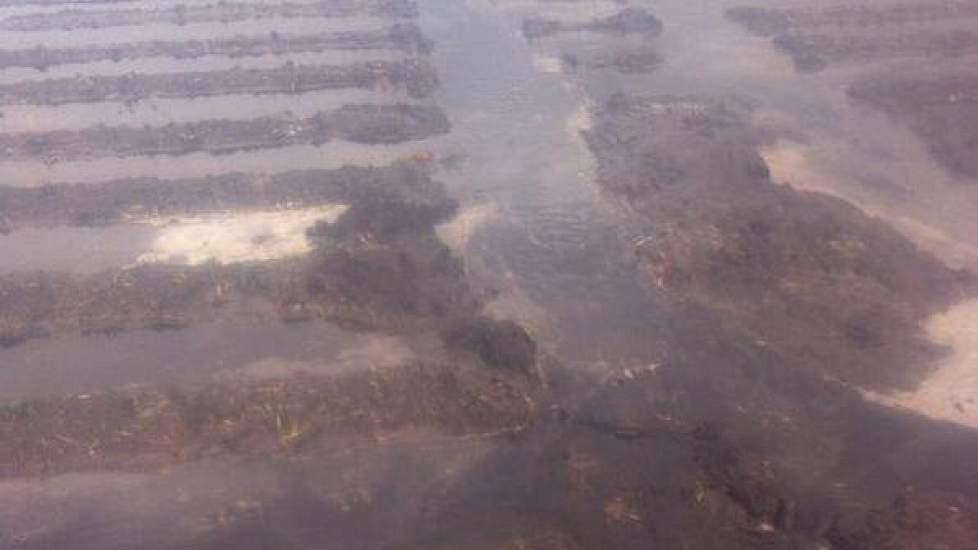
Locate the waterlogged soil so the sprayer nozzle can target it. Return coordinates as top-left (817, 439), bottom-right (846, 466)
top-left (2, 1), bottom-right (978, 549)
top-left (0, 160), bottom-right (433, 231)
top-left (583, 95), bottom-right (975, 391)
top-left (0, 24), bottom-right (432, 71)
top-left (726, 3), bottom-right (978, 38)
top-left (726, 1), bottom-right (978, 181)
top-left (522, 7), bottom-right (663, 41)
top-left (0, 160), bottom-right (475, 346)
top-left (773, 29), bottom-right (978, 73)
top-left (0, 59), bottom-right (439, 105)
top-left (0, 0), bottom-right (418, 31)
top-left (0, 104), bottom-right (449, 162)
top-left (0, 361), bottom-right (536, 479)
top-left (848, 74), bottom-right (978, 180)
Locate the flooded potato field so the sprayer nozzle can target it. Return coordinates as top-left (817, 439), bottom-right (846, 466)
top-left (1, 0), bottom-right (978, 548)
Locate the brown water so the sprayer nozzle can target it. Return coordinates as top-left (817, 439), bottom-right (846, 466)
top-left (2, 0), bottom-right (977, 548)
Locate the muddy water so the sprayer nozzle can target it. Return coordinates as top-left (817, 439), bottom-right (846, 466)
top-left (1, 0), bottom-right (978, 547)
top-left (417, 0), bottom-right (675, 365)
top-left (0, 2), bottom-right (440, 399)
top-left (413, 0), bottom-right (978, 421)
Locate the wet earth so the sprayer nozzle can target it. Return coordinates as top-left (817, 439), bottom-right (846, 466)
top-left (1, 0), bottom-right (978, 548)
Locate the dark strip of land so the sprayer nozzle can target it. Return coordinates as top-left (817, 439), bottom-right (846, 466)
top-left (0, 59), bottom-right (439, 105)
top-left (0, 0), bottom-right (418, 32)
top-left (0, 24), bottom-right (432, 70)
top-left (0, 104), bottom-right (450, 163)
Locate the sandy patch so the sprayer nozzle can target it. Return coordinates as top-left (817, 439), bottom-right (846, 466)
top-left (762, 140), bottom-right (978, 271)
top-left (137, 205), bottom-right (348, 266)
top-left (566, 101), bottom-right (594, 134)
top-left (532, 55), bottom-right (565, 74)
top-left (436, 202), bottom-right (499, 253)
top-left (228, 335), bottom-right (415, 381)
top-left (866, 299), bottom-right (978, 429)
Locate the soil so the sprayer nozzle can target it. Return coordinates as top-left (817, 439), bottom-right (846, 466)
top-left (561, 48), bottom-right (661, 74)
top-left (727, 2), bottom-right (978, 181)
top-left (583, 94), bottom-right (974, 391)
top-left (0, 24), bottom-right (433, 71)
top-left (0, 0), bottom-right (137, 5)
top-left (727, 3), bottom-right (978, 38)
top-left (0, 0), bottom-right (418, 32)
top-left (0, 160), bottom-right (435, 231)
top-left (0, 159), bottom-right (479, 345)
top-left (2, 0), bottom-right (978, 548)
top-left (522, 8), bottom-right (662, 41)
top-left (0, 59), bottom-right (439, 105)
top-left (773, 30), bottom-right (978, 73)
top-left (0, 104), bottom-right (450, 162)
top-left (0, 361), bottom-right (536, 479)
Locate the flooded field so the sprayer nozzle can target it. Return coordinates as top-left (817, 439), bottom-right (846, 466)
top-left (1, 0), bottom-right (977, 548)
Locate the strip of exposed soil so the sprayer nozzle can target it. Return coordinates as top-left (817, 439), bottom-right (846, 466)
top-left (0, 59), bottom-right (439, 106)
top-left (0, 160), bottom-right (435, 231)
top-left (0, 361), bottom-right (536, 478)
top-left (0, 0), bottom-right (419, 32)
top-left (0, 24), bottom-right (432, 71)
top-left (0, 0), bottom-right (133, 6)
top-left (561, 48), bottom-right (661, 74)
top-left (727, 2), bottom-right (978, 38)
top-left (773, 29), bottom-right (978, 73)
top-left (522, 7), bottom-right (662, 40)
top-left (0, 104), bottom-right (450, 163)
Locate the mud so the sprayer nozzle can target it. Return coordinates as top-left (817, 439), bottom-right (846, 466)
top-left (0, 59), bottom-right (439, 106)
top-left (848, 74), bottom-right (978, 180)
top-left (0, 0), bottom-right (418, 32)
top-left (561, 48), bottom-right (660, 74)
top-left (0, 160), bottom-right (434, 231)
top-left (583, 95), bottom-right (974, 391)
top-left (522, 7), bottom-right (662, 41)
top-left (0, 0), bottom-right (136, 5)
top-left (0, 104), bottom-right (449, 163)
top-left (727, 2), bottom-right (978, 38)
top-left (0, 160), bottom-right (476, 345)
top-left (2, 0), bottom-right (978, 548)
top-left (0, 361), bottom-right (535, 479)
top-left (773, 29), bottom-right (978, 73)
top-left (0, 24), bottom-right (432, 71)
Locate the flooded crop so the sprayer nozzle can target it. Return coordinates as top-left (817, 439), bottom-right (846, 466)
top-left (1, 0), bottom-right (977, 549)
